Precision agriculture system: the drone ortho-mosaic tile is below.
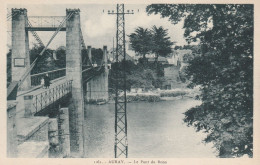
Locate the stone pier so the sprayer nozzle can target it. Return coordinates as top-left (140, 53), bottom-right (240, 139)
top-left (48, 118), bottom-right (59, 155)
top-left (86, 46), bottom-right (109, 103)
top-left (58, 108), bottom-right (70, 157)
top-left (11, 8), bottom-right (31, 91)
top-left (66, 9), bottom-right (85, 157)
top-left (24, 95), bottom-right (34, 117)
top-left (7, 101), bottom-right (18, 157)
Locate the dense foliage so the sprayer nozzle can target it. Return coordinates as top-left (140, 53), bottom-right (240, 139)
top-left (151, 25), bottom-right (173, 61)
top-left (147, 4), bottom-right (253, 157)
top-left (129, 26), bottom-right (173, 60)
top-left (129, 26), bottom-right (173, 82)
top-left (7, 45), bottom-right (106, 87)
top-left (30, 45), bottom-right (58, 74)
top-left (91, 48), bottom-right (104, 65)
top-left (55, 46), bottom-right (66, 68)
top-left (128, 27), bottom-right (153, 59)
top-left (109, 60), bottom-right (165, 91)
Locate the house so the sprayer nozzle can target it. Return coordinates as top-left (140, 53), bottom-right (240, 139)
top-left (161, 49), bottom-right (193, 89)
top-left (130, 87), bottom-right (143, 93)
top-left (161, 64), bottom-right (183, 89)
top-left (168, 49), bottom-right (192, 66)
top-left (147, 56), bottom-right (168, 65)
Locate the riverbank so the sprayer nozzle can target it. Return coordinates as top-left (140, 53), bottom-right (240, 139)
top-left (107, 87), bottom-right (200, 103)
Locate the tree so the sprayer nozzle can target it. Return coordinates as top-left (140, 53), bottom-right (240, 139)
top-left (151, 26), bottom-right (173, 77)
top-left (147, 4), bottom-right (253, 157)
top-left (91, 48), bottom-right (103, 65)
top-left (30, 44), bottom-right (57, 74)
top-left (151, 25), bottom-right (173, 63)
top-left (55, 46), bottom-right (66, 68)
top-left (109, 60), bottom-right (159, 91)
top-left (128, 27), bottom-right (153, 61)
top-left (174, 45), bottom-right (183, 50)
top-left (81, 47), bottom-right (104, 69)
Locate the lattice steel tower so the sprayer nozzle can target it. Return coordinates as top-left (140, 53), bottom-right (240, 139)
top-left (107, 4), bottom-right (134, 158)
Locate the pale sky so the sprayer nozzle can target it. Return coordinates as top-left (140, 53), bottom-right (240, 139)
top-left (7, 4), bottom-right (187, 51)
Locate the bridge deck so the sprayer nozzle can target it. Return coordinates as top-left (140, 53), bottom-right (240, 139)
top-left (15, 66), bottom-right (104, 116)
top-left (16, 78), bottom-right (72, 117)
top-left (18, 77), bottom-right (67, 96)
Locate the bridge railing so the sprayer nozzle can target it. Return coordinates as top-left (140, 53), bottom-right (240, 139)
top-left (32, 80), bottom-right (72, 114)
top-left (31, 68), bottom-right (66, 86)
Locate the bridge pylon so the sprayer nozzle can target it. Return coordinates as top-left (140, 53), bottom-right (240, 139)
top-left (66, 8), bottom-right (85, 157)
top-left (11, 8), bottom-right (31, 91)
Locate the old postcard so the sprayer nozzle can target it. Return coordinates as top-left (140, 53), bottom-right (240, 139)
top-left (0, 0), bottom-right (259, 164)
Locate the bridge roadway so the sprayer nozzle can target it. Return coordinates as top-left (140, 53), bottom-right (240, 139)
top-left (15, 64), bottom-right (105, 118)
top-left (16, 77), bottom-right (70, 118)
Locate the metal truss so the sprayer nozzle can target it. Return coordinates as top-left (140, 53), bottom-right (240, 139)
top-left (108, 4), bottom-right (134, 158)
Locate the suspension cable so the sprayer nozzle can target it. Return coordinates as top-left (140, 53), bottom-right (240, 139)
top-left (80, 28), bottom-right (94, 68)
top-left (79, 26), bottom-right (106, 72)
top-left (80, 28), bottom-right (89, 65)
top-left (27, 18), bottom-right (53, 57)
top-left (17, 12), bottom-right (74, 88)
top-left (7, 12), bottom-right (18, 21)
top-left (80, 28), bottom-right (86, 49)
top-left (39, 12), bottom-right (73, 56)
top-left (7, 13), bottom-right (12, 19)
top-left (27, 20), bottom-right (44, 46)
top-left (97, 49), bottom-right (106, 71)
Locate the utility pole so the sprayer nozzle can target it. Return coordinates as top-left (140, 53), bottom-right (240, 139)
top-left (105, 4), bottom-right (135, 158)
top-left (113, 37), bottom-right (115, 62)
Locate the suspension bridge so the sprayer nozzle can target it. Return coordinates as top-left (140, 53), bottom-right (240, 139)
top-left (7, 8), bottom-right (110, 158)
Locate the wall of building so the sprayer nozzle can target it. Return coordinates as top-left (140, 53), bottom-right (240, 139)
top-left (163, 65), bottom-right (183, 89)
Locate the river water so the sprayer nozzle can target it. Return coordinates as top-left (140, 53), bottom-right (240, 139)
top-left (83, 98), bottom-right (217, 158)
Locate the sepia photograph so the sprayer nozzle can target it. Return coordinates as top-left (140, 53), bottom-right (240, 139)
top-left (1, 0), bottom-right (259, 164)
